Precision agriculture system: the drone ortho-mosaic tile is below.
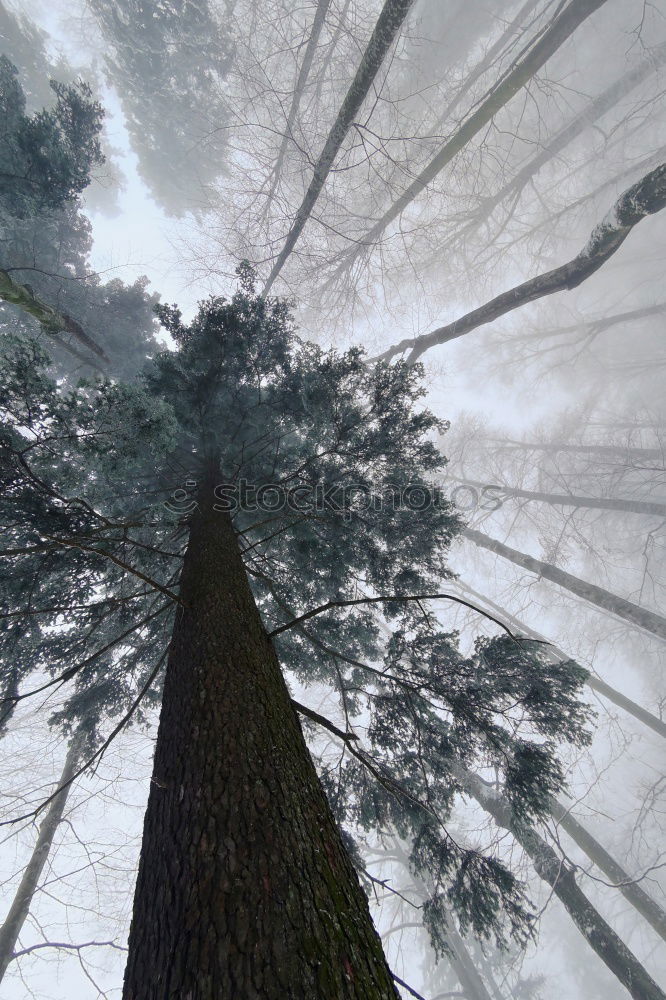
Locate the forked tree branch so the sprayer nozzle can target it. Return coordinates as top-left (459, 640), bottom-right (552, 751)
top-left (263, 0), bottom-right (415, 293)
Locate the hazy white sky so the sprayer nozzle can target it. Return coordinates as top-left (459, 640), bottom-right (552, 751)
top-left (2, 1), bottom-right (665, 997)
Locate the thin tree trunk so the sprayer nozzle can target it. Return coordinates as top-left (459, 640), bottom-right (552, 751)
top-left (311, 0), bottom-right (352, 110)
top-left (437, 582), bottom-right (666, 942)
top-left (585, 675), bottom-right (666, 738)
top-left (551, 800), bottom-right (666, 942)
top-left (376, 162), bottom-right (666, 362)
top-left (463, 527), bottom-right (666, 641)
top-left (263, 0), bottom-right (415, 293)
top-left (488, 437), bottom-right (665, 463)
top-left (338, 0), bottom-right (609, 276)
top-left (454, 477), bottom-right (666, 517)
top-left (430, 0), bottom-right (543, 133)
top-left (449, 42), bottom-right (666, 246)
top-left (391, 838), bottom-right (493, 1000)
top-left (506, 144), bottom-right (666, 268)
top-left (0, 734), bottom-right (81, 982)
top-left (511, 300), bottom-right (666, 345)
top-left (264, 0), bottom-right (332, 217)
top-left (122, 501), bottom-right (400, 999)
top-left (441, 914), bottom-right (494, 1000)
top-left (453, 765), bottom-right (666, 1000)
top-left (0, 663), bottom-right (21, 739)
top-left (368, 0), bottom-right (542, 222)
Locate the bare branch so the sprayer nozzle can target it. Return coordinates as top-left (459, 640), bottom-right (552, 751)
top-left (263, 0), bottom-right (416, 292)
top-left (376, 162), bottom-right (666, 363)
top-left (268, 590), bottom-right (528, 639)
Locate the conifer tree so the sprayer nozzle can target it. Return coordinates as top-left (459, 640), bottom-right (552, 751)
top-left (0, 264), bottom-right (596, 997)
top-left (0, 53), bottom-right (104, 219)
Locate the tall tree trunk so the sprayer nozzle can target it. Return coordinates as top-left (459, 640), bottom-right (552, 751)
top-left (455, 478), bottom-right (666, 517)
top-left (122, 502), bottom-right (400, 999)
top-left (377, 163), bottom-right (666, 363)
top-left (430, 0), bottom-right (542, 133)
top-left (551, 800), bottom-right (666, 943)
top-left (438, 580), bottom-right (666, 944)
top-left (489, 437), bottom-right (665, 463)
top-left (585, 675), bottom-right (666, 739)
top-left (449, 43), bottom-right (666, 248)
top-left (263, 0), bottom-right (332, 217)
top-left (0, 267), bottom-right (109, 362)
top-left (463, 527), bottom-right (666, 641)
top-left (263, 0), bottom-right (416, 293)
top-left (334, 0), bottom-right (609, 280)
top-left (454, 580), bottom-right (666, 739)
top-left (453, 765), bottom-right (666, 1000)
top-left (311, 0), bottom-right (352, 110)
top-left (0, 734), bottom-right (81, 982)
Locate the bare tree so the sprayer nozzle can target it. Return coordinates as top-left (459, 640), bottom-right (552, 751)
top-left (376, 162), bottom-right (666, 362)
top-left (263, 0), bottom-right (416, 292)
top-left (0, 732), bottom-right (82, 983)
top-left (326, 0), bottom-right (610, 285)
top-left (463, 527), bottom-right (666, 641)
top-left (453, 763), bottom-right (666, 1000)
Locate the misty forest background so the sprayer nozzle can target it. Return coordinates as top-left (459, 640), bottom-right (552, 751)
top-left (0, 0), bottom-right (665, 997)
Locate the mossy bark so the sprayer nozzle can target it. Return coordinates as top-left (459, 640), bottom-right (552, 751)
top-left (122, 504), bottom-right (400, 999)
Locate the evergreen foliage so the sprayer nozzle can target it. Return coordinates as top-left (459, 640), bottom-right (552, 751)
top-left (0, 43), bottom-right (160, 378)
top-left (0, 267), bottom-right (593, 954)
top-left (0, 54), bottom-right (104, 219)
top-left (89, 0), bottom-right (234, 216)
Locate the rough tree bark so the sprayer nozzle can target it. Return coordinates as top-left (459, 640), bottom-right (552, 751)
top-left (0, 734), bottom-right (81, 983)
top-left (453, 765), bottom-right (666, 1000)
top-left (463, 527), bottom-right (666, 641)
top-left (122, 499), bottom-right (401, 999)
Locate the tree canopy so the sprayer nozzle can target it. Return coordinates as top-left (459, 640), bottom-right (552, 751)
top-left (1, 1), bottom-right (665, 997)
top-left (0, 270), bottom-right (595, 957)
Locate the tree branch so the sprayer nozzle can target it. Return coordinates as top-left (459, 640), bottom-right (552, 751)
top-left (331, 0), bottom-right (609, 279)
top-left (263, 0), bottom-right (415, 292)
top-left (268, 591), bottom-right (527, 639)
top-left (0, 268), bottom-right (109, 362)
top-left (12, 940), bottom-right (127, 959)
top-left (375, 162), bottom-right (666, 363)
top-left (291, 697), bottom-right (359, 743)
